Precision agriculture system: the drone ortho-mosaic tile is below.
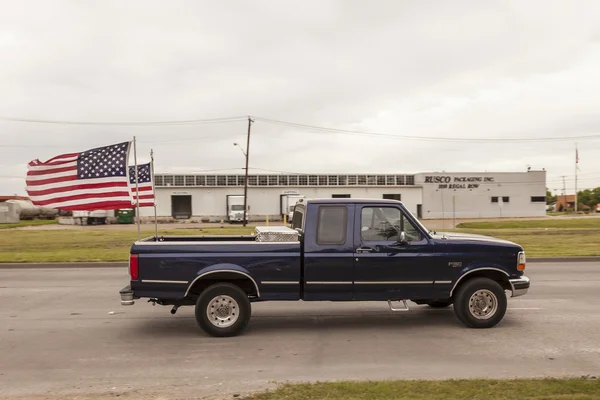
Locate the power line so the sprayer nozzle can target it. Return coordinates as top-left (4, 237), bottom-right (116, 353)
top-left (253, 116), bottom-right (600, 143)
top-left (2, 113), bottom-right (600, 143)
top-left (0, 115), bottom-right (247, 126)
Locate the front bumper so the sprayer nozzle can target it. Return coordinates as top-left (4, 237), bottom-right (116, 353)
top-left (120, 285), bottom-right (135, 306)
top-left (509, 276), bottom-right (530, 297)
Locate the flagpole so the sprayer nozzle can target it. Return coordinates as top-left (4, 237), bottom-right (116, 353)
top-left (133, 136), bottom-right (141, 240)
top-left (151, 149), bottom-right (158, 240)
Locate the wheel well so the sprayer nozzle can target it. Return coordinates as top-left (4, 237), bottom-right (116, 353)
top-left (186, 272), bottom-right (259, 300)
top-left (451, 269), bottom-right (511, 297)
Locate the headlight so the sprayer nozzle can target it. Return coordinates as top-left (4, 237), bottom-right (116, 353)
top-left (517, 251), bottom-right (526, 271)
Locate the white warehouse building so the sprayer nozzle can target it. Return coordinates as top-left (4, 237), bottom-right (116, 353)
top-left (138, 170), bottom-right (546, 221)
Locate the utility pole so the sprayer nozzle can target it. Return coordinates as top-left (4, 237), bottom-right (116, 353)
top-left (242, 117), bottom-right (254, 227)
top-left (561, 176), bottom-right (566, 196)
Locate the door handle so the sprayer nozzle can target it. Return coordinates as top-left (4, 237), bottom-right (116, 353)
top-left (356, 247), bottom-right (374, 253)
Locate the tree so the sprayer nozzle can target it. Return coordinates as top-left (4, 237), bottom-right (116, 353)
top-left (576, 187), bottom-right (600, 210)
top-left (546, 189), bottom-right (557, 204)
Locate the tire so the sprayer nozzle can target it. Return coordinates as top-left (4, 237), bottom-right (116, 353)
top-left (195, 282), bottom-right (251, 337)
top-left (427, 299), bottom-right (453, 308)
top-left (453, 277), bottom-right (507, 329)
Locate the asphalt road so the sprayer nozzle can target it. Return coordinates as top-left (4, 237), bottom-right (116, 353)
top-left (1, 263), bottom-right (599, 399)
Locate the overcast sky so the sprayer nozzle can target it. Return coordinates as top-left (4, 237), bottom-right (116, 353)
top-left (2, 0), bottom-right (600, 196)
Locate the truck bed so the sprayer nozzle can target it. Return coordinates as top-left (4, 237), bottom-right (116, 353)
top-left (145, 235), bottom-right (259, 242)
top-left (130, 235), bottom-right (302, 302)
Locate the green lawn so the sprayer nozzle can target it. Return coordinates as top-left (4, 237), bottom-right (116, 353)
top-left (243, 378), bottom-right (600, 400)
top-left (1, 221), bottom-right (599, 262)
top-left (456, 218), bottom-right (600, 229)
top-left (0, 219), bottom-right (58, 229)
top-left (0, 226), bottom-right (255, 263)
top-left (451, 218), bottom-right (600, 257)
top-left (454, 228), bottom-right (600, 257)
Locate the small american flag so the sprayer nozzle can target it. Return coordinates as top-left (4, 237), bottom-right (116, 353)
top-left (129, 162), bottom-right (155, 207)
top-left (26, 142), bottom-right (134, 211)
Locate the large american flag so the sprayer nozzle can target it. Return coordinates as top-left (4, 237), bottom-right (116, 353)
top-left (26, 141), bottom-right (134, 211)
top-left (129, 162), bottom-right (155, 207)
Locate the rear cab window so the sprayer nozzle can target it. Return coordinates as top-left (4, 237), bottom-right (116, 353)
top-left (316, 206), bottom-right (348, 245)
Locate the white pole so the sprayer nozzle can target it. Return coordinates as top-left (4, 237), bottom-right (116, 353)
top-left (151, 149), bottom-right (158, 240)
top-left (133, 136), bottom-right (140, 240)
top-left (575, 143), bottom-right (578, 212)
top-left (452, 195), bottom-right (455, 229)
top-left (440, 189), bottom-right (444, 231)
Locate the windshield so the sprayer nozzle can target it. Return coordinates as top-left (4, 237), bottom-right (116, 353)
top-left (231, 205), bottom-right (244, 211)
top-left (404, 208), bottom-right (432, 235)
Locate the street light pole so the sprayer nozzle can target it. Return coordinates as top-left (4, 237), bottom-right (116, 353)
top-left (242, 117), bottom-right (253, 227)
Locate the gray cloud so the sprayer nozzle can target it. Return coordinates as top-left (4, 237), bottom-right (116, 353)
top-left (1, 0), bottom-right (600, 196)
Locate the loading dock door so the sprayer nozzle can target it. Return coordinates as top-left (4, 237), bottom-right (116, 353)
top-left (171, 195), bottom-right (192, 219)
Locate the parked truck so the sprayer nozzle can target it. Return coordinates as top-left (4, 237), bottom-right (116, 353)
top-left (280, 194), bottom-right (305, 223)
top-left (226, 195), bottom-right (248, 223)
top-left (119, 198), bottom-right (530, 337)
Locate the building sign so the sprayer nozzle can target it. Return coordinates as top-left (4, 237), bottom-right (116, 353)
top-left (424, 176), bottom-right (495, 189)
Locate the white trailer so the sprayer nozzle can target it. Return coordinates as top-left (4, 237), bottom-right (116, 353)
top-left (280, 193), bottom-right (306, 223)
top-left (72, 210), bottom-right (110, 225)
top-left (226, 195), bottom-right (248, 223)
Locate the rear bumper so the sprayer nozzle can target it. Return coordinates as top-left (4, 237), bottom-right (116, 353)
top-left (509, 276), bottom-right (530, 298)
top-left (120, 285), bottom-right (135, 306)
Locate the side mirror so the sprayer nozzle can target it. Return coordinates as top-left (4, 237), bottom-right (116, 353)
top-left (398, 231), bottom-right (409, 245)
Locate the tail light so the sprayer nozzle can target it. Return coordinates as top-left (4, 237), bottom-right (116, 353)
top-left (129, 254), bottom-right (139, 280)
top-left (517, 251), bottom-right (526, 272)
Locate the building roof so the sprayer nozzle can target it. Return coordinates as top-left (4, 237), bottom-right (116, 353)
top-left (557, 195), bottom-right (577, 201)
top-left (0, 195), bottom-right (29, 202)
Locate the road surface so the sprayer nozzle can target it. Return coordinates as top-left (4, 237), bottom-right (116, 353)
top-left (1, 263), bottom-right (599, 399)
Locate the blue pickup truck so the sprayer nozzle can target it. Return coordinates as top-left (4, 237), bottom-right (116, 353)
top-left (119, 198), bottom-right (530, 337)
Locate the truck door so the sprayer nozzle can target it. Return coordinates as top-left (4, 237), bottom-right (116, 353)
top-left (303, 204), bottom-right (355, 301)
top-left (352, 204), bottom-right (435, 301)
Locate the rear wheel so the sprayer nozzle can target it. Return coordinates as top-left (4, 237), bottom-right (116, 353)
top-left (195, 282), bottom-right (251, 337)
top-left (453, 277), bottom-right (507, 328)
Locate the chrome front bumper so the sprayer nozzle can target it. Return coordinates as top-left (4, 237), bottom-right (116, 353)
top-left (120, 285), bottom-right (135, 306)
top-left (509, 276), bottom-right (530, 298)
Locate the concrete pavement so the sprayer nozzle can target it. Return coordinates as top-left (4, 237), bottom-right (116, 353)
top-left (1, 263), bottom-right (599, 399)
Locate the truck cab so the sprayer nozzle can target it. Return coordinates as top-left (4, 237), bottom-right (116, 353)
top-left (120, 198), bottom-right (530, 337)
top-left (226, 195), bottom-right (248, 223)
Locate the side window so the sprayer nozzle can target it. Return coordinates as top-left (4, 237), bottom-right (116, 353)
top-left (316, 206), bottom-right (347, 245)
top-left (292, 208), bottom-right (304, 230)
top-left (361, 207), bottom-right (401, 241)
top-left (360, 207), bottom-right (422, 242)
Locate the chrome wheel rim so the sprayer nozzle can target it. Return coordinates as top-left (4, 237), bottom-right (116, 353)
top-left (468, 289), bottom-right (498, 320)
top-left (206, 295), bottom-right (239, 328)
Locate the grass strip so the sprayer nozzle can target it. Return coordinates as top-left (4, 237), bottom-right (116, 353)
top-left (456, 218), bottom-right (600, 229)
top-left (1, 224), bottom-right (599, 262)
top-left (0, 219), bottom-right (57, 229)
top-left (243, 378), bottom-right (600, 400)
top-left (0, 227), bottom-right (255, 262)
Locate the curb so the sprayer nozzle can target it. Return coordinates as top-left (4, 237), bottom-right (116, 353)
top-left (528, 257), bottom-right (600, 263)
top-left (0, 262), bottom-right (127, 269)
top-left (1, 258), bottom-right (599, 269)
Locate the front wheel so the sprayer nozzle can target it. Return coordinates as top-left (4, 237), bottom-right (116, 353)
top-left (195, 283), bottom-right (251, 337)
top-left (453, 277), bottom-right (507, 329)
